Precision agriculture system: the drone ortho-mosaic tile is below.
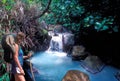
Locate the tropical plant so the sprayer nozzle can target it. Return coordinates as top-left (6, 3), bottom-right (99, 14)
top-left (40, 0), bottom-right (119, 34)
top-left (0, 0), bottom-right (52, 51)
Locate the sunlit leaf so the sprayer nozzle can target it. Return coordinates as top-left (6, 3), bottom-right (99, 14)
top-left (2, 0), bottom-right (7, 4)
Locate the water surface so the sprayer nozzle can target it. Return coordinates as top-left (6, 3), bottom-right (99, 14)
top-left (30, 51), bottom-right (118, 81)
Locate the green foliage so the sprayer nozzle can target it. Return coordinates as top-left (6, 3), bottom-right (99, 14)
top-left (1, 0), bottom-right (119, 36)
top-left (83, 14), bottom-right (117, 32)
top-left (1, 0), bottom-right (15, 10)
top-left (40, 0), bottom-right (85, 32)
top-left (1, 0), bottom-right (7, 4)
top-left (39, 0), bottom-right (119, 34)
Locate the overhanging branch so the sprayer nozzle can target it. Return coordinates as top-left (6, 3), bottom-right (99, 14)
top-left (30, 0), bottom-right (52, 21)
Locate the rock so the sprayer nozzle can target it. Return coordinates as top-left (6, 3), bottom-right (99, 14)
top-left (53, 25), bottom-right (64, 33)
top-left (72, 45), bottom-right (85, 56)
top-left (63, 33), bottom-right (74, 46)
top-left (80, 55), bottom-right (105, 74)
top-left (62, 70), bottom-right (90, 81)
top-left (63, 33), bottom-right (74, 53)
top-left (72, 45), bottom-right (88, 60)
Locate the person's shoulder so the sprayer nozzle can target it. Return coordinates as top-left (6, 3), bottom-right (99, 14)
top-left (13, 43), bottom-right (19, 50)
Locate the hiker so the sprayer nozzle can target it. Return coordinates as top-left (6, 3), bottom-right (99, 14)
top-left (1, 32), bottom-right (32, 81)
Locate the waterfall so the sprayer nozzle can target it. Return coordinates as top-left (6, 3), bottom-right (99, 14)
top-left (48, 32), bottom-right (63, 52)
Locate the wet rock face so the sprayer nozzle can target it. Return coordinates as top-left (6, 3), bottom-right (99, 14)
top-left (63, 33), bottom-right (74, 53)
top-left (63, 33), bottom-right (74, 46)
top-left (62, 70), bottom-right (90, 81)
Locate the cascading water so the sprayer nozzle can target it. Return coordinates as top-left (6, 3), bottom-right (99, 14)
top-left (48, 33), bottom-right (63, 52)
top-left (29, 32), bottom-right (119, 81)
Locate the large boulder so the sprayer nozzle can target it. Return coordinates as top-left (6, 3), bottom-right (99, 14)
top-left (80, 55), bottom-right (105, 74)
top-left (62, 70), bottom-right (90, 81)
top-left (72, 45), bottom-right (88, 60)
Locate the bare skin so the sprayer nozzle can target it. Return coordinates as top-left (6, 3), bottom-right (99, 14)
top-left (13, 32), bottom-right (26, 81)
top-left (13, 43), bottom-right (25, 81)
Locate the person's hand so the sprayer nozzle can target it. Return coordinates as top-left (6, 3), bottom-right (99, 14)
top-left (20, 69), bottom-right (25, 75)
top-left (17, 67), bottom-right (25, 75)
top-left (27, 51), bottom-right (34, 58)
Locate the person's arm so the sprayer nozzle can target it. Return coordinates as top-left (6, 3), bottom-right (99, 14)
top-left (23, 51), bottom-right (33, 59)
top-left (23, 55), bottom-right (29, 59)
top-left (13, 44), bottom-right (25, 75)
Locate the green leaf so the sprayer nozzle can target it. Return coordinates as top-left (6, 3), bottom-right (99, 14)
top-left (101, 25), bottom-right (109, 31)
top-left (2, 0), bottom-right (7, 4)
top-left (5, 5), bottom-right (12, 10)
top-left (28, 0), bottom-right (34, 4)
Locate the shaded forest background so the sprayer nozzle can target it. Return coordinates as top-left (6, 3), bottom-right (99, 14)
top-left (0, 0), bottom-right (120, 68)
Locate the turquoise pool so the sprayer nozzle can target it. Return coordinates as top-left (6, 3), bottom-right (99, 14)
top-left (30, 51), bottom-right (119, 81)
